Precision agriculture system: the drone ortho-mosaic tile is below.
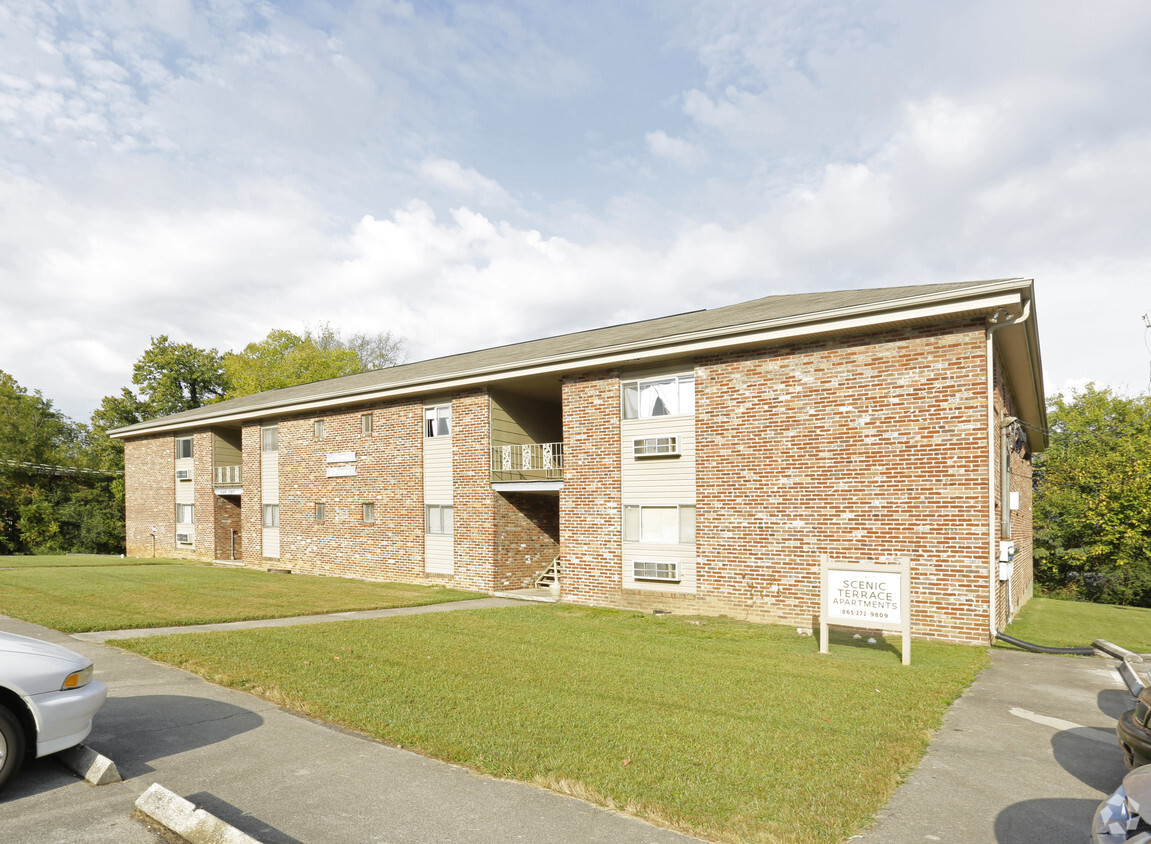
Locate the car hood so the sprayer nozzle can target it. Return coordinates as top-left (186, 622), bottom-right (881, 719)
top-left (0, 631), bottom-right (89, 666)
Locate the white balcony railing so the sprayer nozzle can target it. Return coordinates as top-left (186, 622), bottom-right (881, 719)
top-left (213, 464), bottom-right (242, 486)
top-left (491, 442), bottom-right (563, 482)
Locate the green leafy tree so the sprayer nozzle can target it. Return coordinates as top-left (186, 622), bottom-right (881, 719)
top-left (223, 326), bottom-right (404, 398)
top-left (132, 336), bottom-right (228, 415)
top-left (1034, 385), bottom-right (1151, 605)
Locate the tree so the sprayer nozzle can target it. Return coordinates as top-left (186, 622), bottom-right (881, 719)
top-left (132, 336), bottom-right (228, 415)
top-left (1034, 385), bottom-right (1151, 605)
top-left (222, 325), bottom-right (405, 398)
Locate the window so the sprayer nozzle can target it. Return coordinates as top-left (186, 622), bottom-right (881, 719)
top-left (426, 504), bottom-right (453, 535)
top-left (623, 505), bottom-right (695, 544)
top-left (261, 426), bottom-right (279, 452)
top-left (176, 437), bottom-right (193, 459)
top-left (315, 503), bottom-right (325, 522)
top-left (262, 504), bottom-right (279, 528)
top-left (633, 435), bottom-right (680, 458)
top-left (425, 405), bottom-right (451, 437)
top-left (176, 504), bottom-right (194, 524)
top-left (622, 374), bottom-right (695, 419)
top-left (361, 413), bottom-right (373, 435)
top-left (362, 502), bottom-right (375, 523)
top-left (314, 419), bottom-right (325, 439)
top-left (633, 560), bottom-right (680, 583)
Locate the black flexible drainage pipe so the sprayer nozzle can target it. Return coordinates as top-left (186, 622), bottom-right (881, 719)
top-left (995, 632), bottom-right (1096, 656)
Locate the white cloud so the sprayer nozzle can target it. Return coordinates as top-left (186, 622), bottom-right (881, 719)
top-left (418, 158), bottom-right (514, 208)
top-left (645, 130), bottom-right (707, 169)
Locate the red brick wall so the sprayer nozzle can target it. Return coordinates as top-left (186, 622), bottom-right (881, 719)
top-left (493, 492), bottom-right (559, 590)
top-left (124, 433), bottom-right (175, 558)
top-left (241, 422), bottom-right (264, 562)
top-left (450, 390), bottom-right (497, 591)
top-left (559, 371), bottom-right (623, 605)
top-left (274, 400), bottom-right (425, 581)
top-left (214, 495), bottom-right (242, 561)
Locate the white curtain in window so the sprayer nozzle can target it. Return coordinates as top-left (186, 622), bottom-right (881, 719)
top-left (640, 506), bottom-right (679, 543)
top-left (640, 378), bottom-right (677, 417)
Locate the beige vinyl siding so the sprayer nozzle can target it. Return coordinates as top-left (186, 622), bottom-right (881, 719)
top-left (622, 543), bottom-right (697, 593)
top-left (175, 457), bottom-right (195, 505)
top-left (489, 390), bottom-right (562, 450)
top-left (620, 416), bottom-right (696, 502)
top-left (621, 381), bottom-right (696, 593)
top-left (261, 426), bottom-right (280, 559)
top-left (423, 414), bottom-right (453, 574)
top-left (212, 429), bottom-right (242, 466)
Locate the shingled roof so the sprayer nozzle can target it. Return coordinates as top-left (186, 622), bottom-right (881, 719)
top-left (112, 278), bottom-right (1043, 440)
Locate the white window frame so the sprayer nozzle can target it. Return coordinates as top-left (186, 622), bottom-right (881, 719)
top-left (361, 413), bottom-right (373, 435)
top-left (633, 435), bottom-right (680, 458)
top-left (623, 504), bottom-right (695, 545)
top-left (262, 504), bottom-right (279, 528)
top-left (261, 426), bottom-right (279, 452)
top-left (632, 559), bottom-right (681, 583)
top-left (621, 373), bottom-right (694, 420)
top-left (426, 504), bottom-right (453, 535)
top-left (363, 502), bottom-right (375, 523)
top-left (315, 502), bottom-right (325, 522)
top-left (314, 419), bottom-right (325, 439)
top-left (176, 503), bottom-right (195, 525)
top-left (424, 405), bottom-right (451, 438)
top-left (175, 437), bottom-right (193, 459)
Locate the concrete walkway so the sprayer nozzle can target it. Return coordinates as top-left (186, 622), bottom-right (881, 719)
top-left (71, 597), bottom-right (524, 642)
top-left (0, 611), bottom-right (700, 843)
top-left (853, 648), bottom-right (1132, 844)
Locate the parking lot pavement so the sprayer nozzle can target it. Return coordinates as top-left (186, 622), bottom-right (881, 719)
top-left (854, 648), bottom-right (1133, 844)
top-left (0, 615), bottom-right (700, 844)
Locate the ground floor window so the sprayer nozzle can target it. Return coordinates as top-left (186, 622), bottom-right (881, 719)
top-left (262, 504), bottom-right (279, 528)
top-left (623, 504), bottom-right (695, 544)
top-left (426, 504), bottom-right (453, 535)
top-left (176, 504), bottom-right (194, 524)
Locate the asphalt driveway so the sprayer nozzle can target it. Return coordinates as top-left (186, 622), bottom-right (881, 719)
top-left (0, 614), bottom-right (699, 844)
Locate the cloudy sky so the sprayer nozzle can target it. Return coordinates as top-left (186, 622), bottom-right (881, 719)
top-left (1, 0), bottom-right (1149, 423)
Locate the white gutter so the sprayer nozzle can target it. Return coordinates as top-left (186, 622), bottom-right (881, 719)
top-left (985, 299), bottom-right (1031, 641)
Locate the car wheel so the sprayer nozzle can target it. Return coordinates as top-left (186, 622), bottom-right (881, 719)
top-left (0, 705), bottom-right (26, 793)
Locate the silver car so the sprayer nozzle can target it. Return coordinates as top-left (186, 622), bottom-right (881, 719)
top-left (0, 631), bottom-right (108, 792)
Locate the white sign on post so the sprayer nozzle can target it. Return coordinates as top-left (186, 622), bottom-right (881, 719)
top-left (820, 556), bottom-right (911, 665)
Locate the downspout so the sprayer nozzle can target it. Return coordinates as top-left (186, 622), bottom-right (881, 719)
top-left (985, 301), bottom-right (1031, 642)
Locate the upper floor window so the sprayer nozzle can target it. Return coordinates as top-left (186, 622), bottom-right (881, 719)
top-left (425, 405), bottom-right (451, 437)
top-left (314, 419), bottom-right (325, 439)
top-left (622, 374), bottom-right (694, 419)
top-left (362, 413), bottom-right (373, 435)
top-left (261, 426), bottom-right (279, 452)
top-left (176, 437), bottom-right (193, 459)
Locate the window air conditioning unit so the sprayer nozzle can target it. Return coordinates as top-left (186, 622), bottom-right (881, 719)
top-left (175, 532), bottom-right (192, 544)
top-left (633, 560), bottom-right (680, 583)
top-left (633, 435), bottom-right (680, 458)
top-left (175, 469), bottom-right (192, 481)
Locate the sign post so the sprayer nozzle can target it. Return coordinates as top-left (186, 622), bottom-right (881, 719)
top-left (819, 556), bottom-right (911, 665)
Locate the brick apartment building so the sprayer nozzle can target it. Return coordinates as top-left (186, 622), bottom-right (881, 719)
top-left (112, 279), bottom-right (1046, 644)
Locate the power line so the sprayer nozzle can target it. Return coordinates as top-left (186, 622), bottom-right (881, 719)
top-left (0, 457), bottom-right (122, 477)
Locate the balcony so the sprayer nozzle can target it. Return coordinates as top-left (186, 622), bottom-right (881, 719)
top-left (213, 464), bottom-right (242, 493)
top-left (491, 442), bottom-right (563, 486)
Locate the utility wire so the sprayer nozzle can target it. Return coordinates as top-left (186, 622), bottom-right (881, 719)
top-left (0, 457), bottom-right (122, 477)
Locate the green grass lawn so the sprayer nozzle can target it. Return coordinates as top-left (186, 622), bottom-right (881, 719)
top-left (0, 554), bottom-right (205, 569)
top-left (0, 559), bottom-right (479, 632)
top-left (118, 605), bottom-right (988, 844)
top-left (1004, 596), bottom-right (1151, 652)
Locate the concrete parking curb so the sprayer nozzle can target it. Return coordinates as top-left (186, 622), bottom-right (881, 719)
top-left (135, 784), bottom-right (261, 844)
top-left (56, 743), bottom-right (121, 785)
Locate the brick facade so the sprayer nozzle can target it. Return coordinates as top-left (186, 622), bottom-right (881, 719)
top-left (118, 285), bottom-right (1041, 646)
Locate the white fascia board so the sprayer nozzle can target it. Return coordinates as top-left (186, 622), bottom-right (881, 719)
top-left (112, 285), bottom-right (1026, 437)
